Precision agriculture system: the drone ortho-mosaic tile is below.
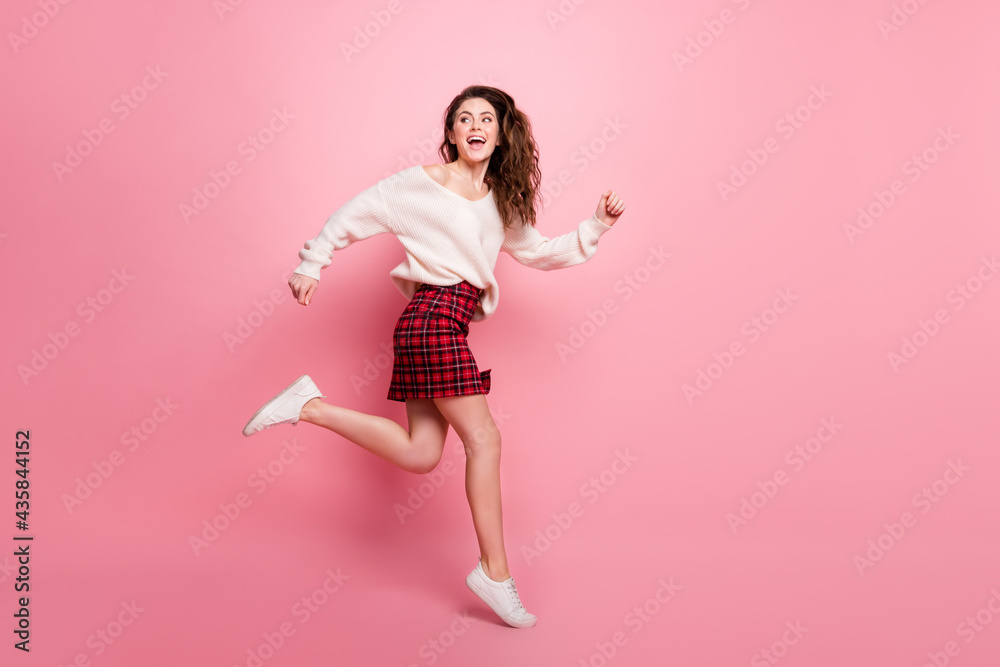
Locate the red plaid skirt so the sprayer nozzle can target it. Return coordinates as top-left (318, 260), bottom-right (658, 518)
top-left (387, 281), bottom-right (492, 402)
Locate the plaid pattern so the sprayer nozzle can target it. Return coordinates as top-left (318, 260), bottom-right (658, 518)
top-left (387, 281), bottom-right (492, 402)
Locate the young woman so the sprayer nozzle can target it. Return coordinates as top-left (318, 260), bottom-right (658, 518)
top-left (242, 85), bottom-right (625, 628)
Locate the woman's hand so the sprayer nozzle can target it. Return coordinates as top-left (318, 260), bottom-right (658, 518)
top-left (289, 273), bottom-right (319, 306)
top-left (595, 189), bottom-right (626, 226)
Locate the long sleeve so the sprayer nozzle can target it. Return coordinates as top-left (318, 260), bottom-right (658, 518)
top-left (500, 213), bottom-right (613, 270)
top-left (293, 179), bottom-right (393, 280)
top-left (289, 164), bottom-right (610, 321)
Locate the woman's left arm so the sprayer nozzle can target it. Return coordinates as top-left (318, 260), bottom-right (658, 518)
top-left (501, 189), bottom-right (626, 270)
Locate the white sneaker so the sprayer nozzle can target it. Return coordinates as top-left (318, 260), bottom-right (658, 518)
top-left (466, 561), bottom-right (537, 628)
top-left (242, 375), bottom-right (324, 437)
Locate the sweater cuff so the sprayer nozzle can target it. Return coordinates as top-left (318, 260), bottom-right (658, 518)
top-left (583, 213), bottom-right (614, 237)
top-left (293, 260), bottom-right (322, 281)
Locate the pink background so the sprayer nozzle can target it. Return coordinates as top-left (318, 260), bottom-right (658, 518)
top-left (3, 1), bottom-right (999, 665)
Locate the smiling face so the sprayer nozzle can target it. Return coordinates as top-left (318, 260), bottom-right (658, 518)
top-left (447, 97), bottom-right (500, 165)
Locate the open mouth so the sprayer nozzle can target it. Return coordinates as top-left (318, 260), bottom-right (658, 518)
top-left (467, 136), bottom-right (486, 150)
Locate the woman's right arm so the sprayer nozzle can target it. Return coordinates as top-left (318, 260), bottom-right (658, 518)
top-left (290, 179), bottom-right (393, 305)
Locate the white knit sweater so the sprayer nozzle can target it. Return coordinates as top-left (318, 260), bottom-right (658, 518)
top-left (293, 164), bottom-right (614, 322)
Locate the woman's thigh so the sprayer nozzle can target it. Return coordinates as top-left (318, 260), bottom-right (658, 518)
top-left (405, 398), bottom-right (450, 456)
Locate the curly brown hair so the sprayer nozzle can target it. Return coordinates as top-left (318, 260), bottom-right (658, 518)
top-left (438, 85), bottom-right (542, 229)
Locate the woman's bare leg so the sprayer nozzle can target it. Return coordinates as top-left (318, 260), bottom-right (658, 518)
top-left (431, 394), bottom-right (510, 582)
top-left (299, 391), bottom-right (511, 581)
top-left (298, 397), bottom-right (449, 474)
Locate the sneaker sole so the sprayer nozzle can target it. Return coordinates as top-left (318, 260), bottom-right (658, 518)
top-left (466, 572), bottom-right (537, 628)
top-left (242, 374), bottom-right (312, 437)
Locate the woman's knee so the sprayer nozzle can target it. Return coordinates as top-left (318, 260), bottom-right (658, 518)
top-left (432, 394), bottom-right (500, 455)
top-left (407, 452), bottom-right (443, 475)
top-left (405, 436), bottom-right (446, 474)
top-left (463, 425), bottom-right (501, 458)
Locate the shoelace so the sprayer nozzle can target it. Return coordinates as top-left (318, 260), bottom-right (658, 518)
top-left (503, 579), bottom-right (525, 611)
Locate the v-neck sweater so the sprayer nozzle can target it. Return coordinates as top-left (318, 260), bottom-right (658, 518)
top-left (293, 164), bottom-right (614, 322)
